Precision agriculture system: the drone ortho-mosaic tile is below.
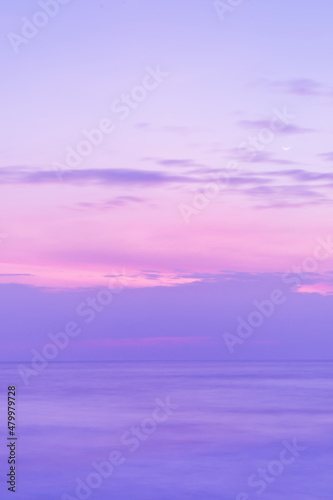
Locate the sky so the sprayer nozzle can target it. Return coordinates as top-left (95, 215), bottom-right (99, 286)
top-left (0, 0), bottom-right (333, 362)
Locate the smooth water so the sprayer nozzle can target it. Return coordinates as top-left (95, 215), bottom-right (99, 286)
top-left (0, 361), bottom-right (332, 499)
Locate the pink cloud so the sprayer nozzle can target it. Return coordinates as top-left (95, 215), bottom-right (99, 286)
top-left (297, 283), bottom-right (333, 296)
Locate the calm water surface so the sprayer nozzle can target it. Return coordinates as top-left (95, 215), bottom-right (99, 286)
top-left (0, 361), bottom-right (331, 499)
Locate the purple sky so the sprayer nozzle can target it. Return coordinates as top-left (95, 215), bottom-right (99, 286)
top-left (0, 0), bottom-right (333, 361)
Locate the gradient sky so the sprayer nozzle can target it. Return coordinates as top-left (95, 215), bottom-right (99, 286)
top-left (1, 0), bottom-right (333, 361)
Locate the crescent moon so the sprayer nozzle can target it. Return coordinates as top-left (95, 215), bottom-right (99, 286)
top-left (283, 146), bottom-right (291, 151)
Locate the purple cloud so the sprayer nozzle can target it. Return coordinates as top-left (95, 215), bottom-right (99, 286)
top-left (2, 274), bottom-right (333, 361)
top-left (0, 167), bottom-right (200, 186)
top-left (269, 78), bottom-right (332, 97)
top-left (319, 152), bottom-right (333, 162)
top-left (0, 273), bottom-right (34, 277)
top-left (74, 196), bottom-right (146, 211)
top-left (219, 168), bottom-right (333, 208)
top-left (229, 150), bottom-right (299, 165)
top-left (238, 120), bottom-right (315, 134)
top-left (157, 159), bottom-right (199, 167)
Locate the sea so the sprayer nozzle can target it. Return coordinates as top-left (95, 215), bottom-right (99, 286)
top-left (0, 361), bottom-right (332, 499)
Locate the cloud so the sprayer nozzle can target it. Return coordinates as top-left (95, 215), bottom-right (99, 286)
top-left (219, 168), bottom-right (333, 208)
top-left (74, 196), bottom-right (146, 211)
top-left (2, 274), bottom-right (333, 361)
top-left (0, 273), bottom-right (34, 277)
top-left (179, 270), bottom-right (333, 296)
top-left (0, 166), bottom-right (199, 186)
top-left (142, 157), bottom-right (200, 168)
top-left (267, 169), bottom-right (333, 182)
top-left (135, 122), bottom-right (150, 129)
top-left (142, 271), bottom-right (161, 280)
top-left (238, 119), bottom-right (314, 134)
top-left (268, 78), bottom-right (333, 97)
top-left (318, 152), bottom-right (333, 162)
top-left (2, 164), bottom-right (333, 210)
top-left (135, 123), bottom-right (208, 136)
top-left (228, 150), bottom-right (299, 165)
top-left (254, 198), bottom-right (332, 210)
top-left (157, 158), bottom-right (200, 167)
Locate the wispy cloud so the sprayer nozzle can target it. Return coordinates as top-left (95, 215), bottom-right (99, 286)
top-left (242, 169), bottom-right (333, 208)
top-left (268, 78), bottom-right (333, 97)
top-left (0, 167), bottom-right (198, 186)
top-left (74, 196), bottom-right (146, 211)
top-left (267, 169), bottom-right (333, 182)
top-left (227, 150), bottom-right (299, 165)
top-left (157, 158), bottom-right (201, 168)
top-left (318, 152), bottom-right (333, 162)
top-left (211, 168), bottom-right (333, 209)
top-left (135, 123), bottom-right (208, 136)
top-left (2, 165), bottom-right (332, 210)
top-left (238, 119), bottom-right (314, 134)
top-left (0, 273), bottom-right (34, 277)
top-left (142, 157), bottom-right (204, 169)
